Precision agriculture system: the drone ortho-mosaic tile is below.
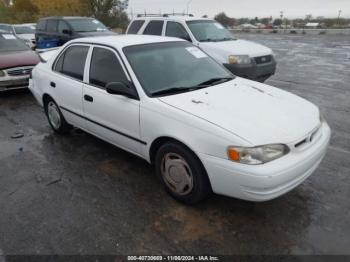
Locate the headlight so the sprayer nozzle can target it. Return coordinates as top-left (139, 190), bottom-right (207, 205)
top-left (227, 144), bottom-right (289, 165)
top-left (0, 70), bottom-right (5, 77)
top-left (228, 55), bottom-right (251, 65)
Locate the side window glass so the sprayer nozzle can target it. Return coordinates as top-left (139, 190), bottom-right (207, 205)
top-left (89, 47), bottom-right (128, 89)
top-left (58, 21), bottom-right (70, 34)
top-left (143, 21), bottom-right (164, 36)
top-left (127, 20), bottom-right (145, 34)
top-left (54, 45), bottom-right (89, 81)
top-left (166, 22), bottom-right (191, 41)
top-left (46, 20), bottom-right (58, 32)
top-left (37, 20), bottom-right (46, 31)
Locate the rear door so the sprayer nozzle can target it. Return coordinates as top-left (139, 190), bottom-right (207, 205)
top-left (82, 45), bottom-right (142, 155)
top-left (50, 44), bottom-right (90, 128)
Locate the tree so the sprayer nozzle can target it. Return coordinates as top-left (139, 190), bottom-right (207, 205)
top-left (32, 0), bottom-right (88, 17)
top-left (273, 18), bottom-right (283, 26)
top-left (85, 0), bottom-right (129, 29)
top-left (11, 0), bottom-right (39, 23)
top-left (214, 12), bottom-right (236, 28)
top-left (260, 17), bottom-right (271, 25)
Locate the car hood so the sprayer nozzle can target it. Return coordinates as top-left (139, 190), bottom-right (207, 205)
top-left (158, 77), bottom-right (320, 145)
top-left (200, 39), bottom-right (272, 58)
top-left (0, 50), bottom-right (40, 69)
top-left (17, 34), bottom-right (35, 41)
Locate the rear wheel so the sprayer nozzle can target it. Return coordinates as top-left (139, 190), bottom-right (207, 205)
top-left (44, 98), bottom-right (72, 134)
top-left (155, 142), bottom-right (211, 204)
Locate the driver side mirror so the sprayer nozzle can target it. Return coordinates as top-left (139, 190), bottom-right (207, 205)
top-left (62, 29), bottom-right (72, 35)
top-left (106, 82), bottom-right (138, 100)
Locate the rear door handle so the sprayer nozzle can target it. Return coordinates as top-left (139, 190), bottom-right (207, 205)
top-left (84, 94), bottom-right (93, 102)
top-left (50, 82), bottom-right (56, 88)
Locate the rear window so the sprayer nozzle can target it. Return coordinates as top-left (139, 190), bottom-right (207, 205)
top-left (127, 20), bottom-right (145, 34)
top-left (0, 34), bottom-right (29, 52)
top-left (36, 20), bottom-right (46, 31)
top-left (143, 21), bottom-right (164, 36)
top-left (46, 20), bottom-right (57, 32)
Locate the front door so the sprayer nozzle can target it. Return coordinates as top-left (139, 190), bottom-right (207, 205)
top-left (83, 46), bottom-right (142, 155)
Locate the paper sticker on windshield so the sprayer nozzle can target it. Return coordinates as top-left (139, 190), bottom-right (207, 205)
top-left (92, 20), bottom-right (99, 24)
top-left (214, 23), bottom-right (224, 29)
top-left (186, 47), bottom-right (208, 59)
top-left (2, 34), bottom-right (16, 40)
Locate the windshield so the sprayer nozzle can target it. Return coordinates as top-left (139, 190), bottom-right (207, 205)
top-left (67, 19), bottom-right (108, 32)
top-left (0, 35), bottom-right (30, 52)
top-left (14, 25), bottom-right (35, 34)
top-left (124, 42), bottom-right (233, 97)
top-left (186, 20), bottom-right (236, 42)
top-left (0, 24), bottom-right (11, 33)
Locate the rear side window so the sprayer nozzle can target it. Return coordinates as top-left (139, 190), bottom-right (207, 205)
top-left (89, 47), bottom-right (128, 88)
top-left (54, 45), bottom-right (89, 81)
top-left (127, 20), bottom-right (145, 34)
top-left (143, 21), bottom-right (164, 35)
top-left (37, 20), bottom-right (47, 31)
top-left (46, 20), bottom-right (58, 32)
top-left (58, 20), bottom-right (70, 34)
top-left (166, 21), bottom-right (191, 41)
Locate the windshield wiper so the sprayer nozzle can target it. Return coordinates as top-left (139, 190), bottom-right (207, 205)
top-left (197, 77), bottom-right (234, 86)
top-left (151, 86), bottom-right (198, 96)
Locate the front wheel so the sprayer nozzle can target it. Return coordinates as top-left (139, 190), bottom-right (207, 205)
top-left (155, 142), bottom-right (212, 204)
top-left (44, 99), bottom-right (72, 134)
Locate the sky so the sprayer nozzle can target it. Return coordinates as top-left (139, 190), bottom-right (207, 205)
top-left (127, 0), bottom-right (350, 19)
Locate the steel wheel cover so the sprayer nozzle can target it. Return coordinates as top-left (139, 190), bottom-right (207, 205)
top-left (161, 153), bottom-right (194, 195)
top-left (47, 101), bottom-right (61, 129)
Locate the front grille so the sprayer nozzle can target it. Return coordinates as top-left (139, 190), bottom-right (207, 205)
top-left (294, 126), bottom-right (321, 149)
top-left (6, 67), bottom-right (33, 77)
top-left (254, 55), bottom-right (272, 64)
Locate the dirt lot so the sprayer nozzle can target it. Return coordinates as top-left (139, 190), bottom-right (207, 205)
top-left (0, 34), bottom-right (349, 255)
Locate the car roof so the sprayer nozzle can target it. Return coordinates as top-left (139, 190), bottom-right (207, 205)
top-left (132, 16), bottom-right (211, 22)
top-left (69, 35), bottom-right (186, 49)
top-left (39, 16), bottom-right (96, 21)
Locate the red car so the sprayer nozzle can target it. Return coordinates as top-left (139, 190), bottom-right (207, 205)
top-left (0, 33), bottom-right (40, 92)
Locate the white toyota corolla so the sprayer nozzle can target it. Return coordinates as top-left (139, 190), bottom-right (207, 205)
top-left (29, 35), bottom-right (331, 204)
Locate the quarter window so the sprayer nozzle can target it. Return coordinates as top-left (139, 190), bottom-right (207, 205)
top-left (46, 20), bottom-right (58, 32)
top-left (166, 22), bottom-right (191, 41)
top-left (127, 20), bottom-right (145, 34)
top-left (89, 47), bottom-right (128, 89)
top-left (143, 21), bottom-right (164, 35)
top-left (54, 45), bottom-right (89, 81)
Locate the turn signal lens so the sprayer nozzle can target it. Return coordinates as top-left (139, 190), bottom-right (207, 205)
top-left (228, 148), bottom-right (240, 161)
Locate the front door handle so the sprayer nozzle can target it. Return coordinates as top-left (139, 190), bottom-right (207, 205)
top-left (84, 94), bottom-right (93, 102)
top-left (50, 82), bottom-right (56, 88)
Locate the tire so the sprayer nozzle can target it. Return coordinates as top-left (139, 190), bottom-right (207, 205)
top-left (155, 142), bottom-right (212, 204)
top-left (44, 98), bottom-right (72, 135)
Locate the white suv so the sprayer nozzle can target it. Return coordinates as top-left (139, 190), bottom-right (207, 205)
top-left (126, 14), bottom-right (276, 82)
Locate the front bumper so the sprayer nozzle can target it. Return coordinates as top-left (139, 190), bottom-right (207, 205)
top-left (199, 122), bottom-right (331, 202)
top-left (0, 77), bottom-right (30, 92)
top-left (224, 56), bottom-right (277, 82)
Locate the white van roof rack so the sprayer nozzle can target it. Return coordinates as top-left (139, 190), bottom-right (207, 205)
top-left (136, 13), bottom-right (194, 18)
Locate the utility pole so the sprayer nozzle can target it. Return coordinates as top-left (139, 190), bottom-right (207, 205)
top-left (187, 0), bottom-right (193, 15)
top-left (338, 9), bottom-right (342, 27)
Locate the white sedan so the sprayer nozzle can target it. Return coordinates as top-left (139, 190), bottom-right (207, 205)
top-left (29, 35), bottom-right (331, 204)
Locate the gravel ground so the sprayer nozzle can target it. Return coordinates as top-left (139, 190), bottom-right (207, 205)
top-left (0, 33), bottom-right (349, 256)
